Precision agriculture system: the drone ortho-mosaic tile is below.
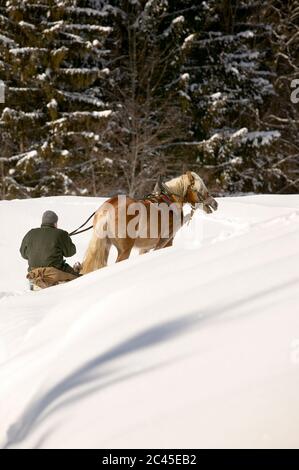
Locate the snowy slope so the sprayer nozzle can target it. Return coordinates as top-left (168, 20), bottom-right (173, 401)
top-left (0, 195), bottom-right (299, 449)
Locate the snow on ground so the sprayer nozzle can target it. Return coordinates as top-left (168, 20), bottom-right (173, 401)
top-left (0, 194), bottom-right (299, 448)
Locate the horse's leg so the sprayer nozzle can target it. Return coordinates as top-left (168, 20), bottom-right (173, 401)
top-left (154, 236), bottom-right (173, 251)
top-left (139, 248), bottom-right (150, 255)
top-left (164, 238), bottom-right (173, 248)
top-left (116, 247), bottom-right (133, 262)
top-left (115, 239), bottom-right (134, 263)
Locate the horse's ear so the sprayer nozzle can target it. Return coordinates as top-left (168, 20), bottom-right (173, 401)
top-left (153, 174), bottom-right (162, 194)
top-left (186, 171), bottom-right (195, 185)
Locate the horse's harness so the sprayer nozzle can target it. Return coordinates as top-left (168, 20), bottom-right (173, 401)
top-left (142, 187), bottom-right (176, 205)
top-left (143, 180), bottom-right (200, 223)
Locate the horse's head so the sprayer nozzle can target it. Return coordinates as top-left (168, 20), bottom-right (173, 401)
top-left (185, 171), bottom-right (218, 213)
top-left (163, 171), bottom-right (218, 213)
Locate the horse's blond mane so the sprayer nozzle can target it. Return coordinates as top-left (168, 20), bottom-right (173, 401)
top-left (165, 174), bottom-right (190, 197)
top-left (165, 172), bottom-right (205, 197)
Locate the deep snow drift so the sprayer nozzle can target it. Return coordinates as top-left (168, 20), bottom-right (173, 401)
top-left (0, 194), bottom-right (299, 449)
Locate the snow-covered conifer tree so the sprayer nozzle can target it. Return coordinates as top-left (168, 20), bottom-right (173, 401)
top-left (0, 0), bottom-right (113, 197)
top-left (181, 0), bottom-right (282, 193)
top-left (100, 0), bottom-right (199, 196)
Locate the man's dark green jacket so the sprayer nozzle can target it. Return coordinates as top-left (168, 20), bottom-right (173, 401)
top-left (20, 224), bottom-right (76, 272)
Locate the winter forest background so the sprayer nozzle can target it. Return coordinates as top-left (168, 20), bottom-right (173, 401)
top-left (0, 0), bottom-right (298, 199)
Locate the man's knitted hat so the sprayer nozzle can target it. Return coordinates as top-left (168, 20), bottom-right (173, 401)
top-left (42, 210), bottom-right (58, 226)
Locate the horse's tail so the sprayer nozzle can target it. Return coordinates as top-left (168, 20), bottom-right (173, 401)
top-left (81, 208), bottom-right (111, 274)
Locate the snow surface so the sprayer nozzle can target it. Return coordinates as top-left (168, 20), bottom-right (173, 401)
top-left (0, 195), bottom-right (299, 449)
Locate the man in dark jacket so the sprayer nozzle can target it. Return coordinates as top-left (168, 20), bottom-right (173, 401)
top-left (20, 210), bottom-right (80, 289)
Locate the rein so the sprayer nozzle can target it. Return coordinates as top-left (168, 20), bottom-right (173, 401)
top-left (69, 211), bottom-right (96, 236)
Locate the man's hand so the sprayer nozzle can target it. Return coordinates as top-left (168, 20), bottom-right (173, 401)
top-left (73, 261), bottom-right (82, 274)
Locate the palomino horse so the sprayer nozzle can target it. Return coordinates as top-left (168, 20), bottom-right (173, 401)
top-left (81, 171), bottom-right (218, 274)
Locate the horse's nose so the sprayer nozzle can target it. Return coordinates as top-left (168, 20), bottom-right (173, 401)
top-left (212, 198), bottom-right (218, 210)
top-left (208, 197), bottom-right (218, 210)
